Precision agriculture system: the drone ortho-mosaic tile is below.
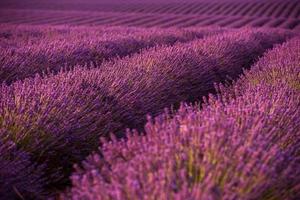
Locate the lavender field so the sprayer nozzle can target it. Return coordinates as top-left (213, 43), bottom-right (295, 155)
top-left (0, 0), bottom-right (299, 199)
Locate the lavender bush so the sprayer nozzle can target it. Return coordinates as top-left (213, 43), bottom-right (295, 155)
top-left (0, 28), bottom-right (293, 194)
top-left (0, 136), bottom-right (46, 199)
top-left (62, 37), bottom-right (300, 200)
top-left (0, 25), bottom-right (225, 84)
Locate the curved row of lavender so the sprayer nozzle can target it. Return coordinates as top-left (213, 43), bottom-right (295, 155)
top-left (0, 25), bottom-right (144, 47)
top-left (0, 29), bottom-right (292, 198)
top-left (0, 25), bottom-right (225, 84)
top-left (62, 37), bottom-right (300, 200)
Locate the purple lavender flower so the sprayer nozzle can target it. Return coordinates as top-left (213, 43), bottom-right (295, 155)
top-left (0, 28), bottom-right (295, 197)
top-left (0, 25), bottom-right (225, 84)
top-left (0, 136), bottom-right (46, 199)
top-left (61, 37), bottom-right (300, 200)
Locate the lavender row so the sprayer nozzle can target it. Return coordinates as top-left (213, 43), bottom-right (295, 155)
top-left (63, 37), bottom-right (300, 200)
top-left (0, 25), bottom-right (224, 84)
top-left (0, 29), bottom-right (292, 197)
top-left (0, 24), bottom-right (187, 48)
top-left (0, 137), bottom-right (46, 199)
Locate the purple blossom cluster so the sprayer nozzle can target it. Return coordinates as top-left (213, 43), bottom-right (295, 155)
top-left (0, 136), bottom-right (46, 199)
top-left (62, 37), bottom-right (300, 200)
top-left (0, 25), bottom-right (225, 84)
top-left (0, 26), bottom-right (294, 199)
top-left (0, 27), bottom-right (296, 198)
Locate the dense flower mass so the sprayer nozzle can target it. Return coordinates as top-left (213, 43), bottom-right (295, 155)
top-left (0, 25), bottom-right (225, 84)
top-left (0, 0), bottom-right (299, 198)
top-left (61, 38), bottom-right (300, 200)
top-left (0, 28), bottom-right (293, 197)
top-left (0, 22), bottom-right (298, 199)
top-left (0, 137), bottom-right (46, 199)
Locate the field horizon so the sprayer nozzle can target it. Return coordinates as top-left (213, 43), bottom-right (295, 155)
top-left (0, 0), bottom-right (300, 30)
